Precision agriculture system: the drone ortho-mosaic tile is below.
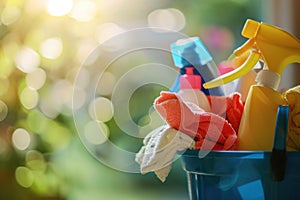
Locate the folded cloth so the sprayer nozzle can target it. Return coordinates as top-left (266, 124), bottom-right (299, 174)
top-left (283, 85), bottom-right (300, 151)
top-left (135, 125), bottom-right (195, 182)
top-left (154, 92), bottom-right (237, 151)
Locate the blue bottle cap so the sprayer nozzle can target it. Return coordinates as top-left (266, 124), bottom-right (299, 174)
top-left (170, 37), bottom-right (213, 68)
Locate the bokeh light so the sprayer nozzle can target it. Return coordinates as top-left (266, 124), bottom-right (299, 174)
top-left (26, 150), bottom-right (46, 171)
top-left (39, 79), bottom-right (74, 118)
top-left (95, 23), bottom-right (125, 44)
top-left (46, 0), bottom-right (73, 17)
top-left (76, 39), bottom-right (99, 64)
top-left (26, 68), bottom-right (47, 90)
top-left (14, 47), bottom-right (40, 73)
top-left (88, 97), bottom-right (114, 122)
top-left (84, 120), bottom-right (109, 145)
top-left (12, 128), bottom-right (31, 151)
top-left (148, 8), bottom-right (186, 32)
top-left (201, 26), bottom-right (234, 51)
top-left (1, 6), bottom-right (21, 25)
top-left (72, 88), bottom-right (87, 110)
top-left (51, 79), bottom-right (73, 111)
top-left (70, 0), bottom-right (97, 22)
top-left (20, 87), bottom-right (39, 109)
top-left (0, 100), bottom-right (8, 122)
top-left (40, 37), bottom-right (63, 59)
top-left (15, 167), bottom-right (34, 188)
top-left (39, 97), bottom-right (60, 119)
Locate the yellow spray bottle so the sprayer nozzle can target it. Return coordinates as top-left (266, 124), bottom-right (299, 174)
top-left (203, 19), bottom-right (300, 150)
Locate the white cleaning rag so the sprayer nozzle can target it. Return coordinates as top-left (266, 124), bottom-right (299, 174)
top-left (135, 125), bottom-right (195, 182)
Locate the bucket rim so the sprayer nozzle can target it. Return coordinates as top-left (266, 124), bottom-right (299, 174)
top-left (180, 149), bottom-right (300, 159)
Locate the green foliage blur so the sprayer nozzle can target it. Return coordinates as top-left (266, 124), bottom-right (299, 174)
top-left (0, 0), bottom-right (262, 199)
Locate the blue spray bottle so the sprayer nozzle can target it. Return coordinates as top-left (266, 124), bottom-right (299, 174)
top-left (169, 37), bottom-right (224, 96)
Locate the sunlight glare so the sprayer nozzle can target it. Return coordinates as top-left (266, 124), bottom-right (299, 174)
top-left (46, 0), bottom-right (73, 16)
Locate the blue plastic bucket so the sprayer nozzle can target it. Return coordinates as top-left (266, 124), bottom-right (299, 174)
top-left (181, 150), bottom-right (300, 200)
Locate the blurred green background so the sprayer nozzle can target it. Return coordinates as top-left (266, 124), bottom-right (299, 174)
top-left (0, 0), bottom-right (264, 199)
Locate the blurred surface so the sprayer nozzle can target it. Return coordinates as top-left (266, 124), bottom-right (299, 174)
top-left (0, 0), bottom-right (263, 199)
top-left (265, 0), bottom-right (300, 90)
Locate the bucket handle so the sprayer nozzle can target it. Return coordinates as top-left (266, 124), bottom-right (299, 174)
top-left (270, 105), bottom-right (290, 181)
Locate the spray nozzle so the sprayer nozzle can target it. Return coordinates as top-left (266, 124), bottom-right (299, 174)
top-left (204, 19), bottom-right (300, 89)
top-left (170, 37), bottom-right (212, 68)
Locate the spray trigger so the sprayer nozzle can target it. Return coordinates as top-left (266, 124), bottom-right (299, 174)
top-left (203, 50), bottom-right (260, 89)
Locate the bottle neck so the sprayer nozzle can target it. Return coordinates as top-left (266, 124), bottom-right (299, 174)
top-left (256, 70), bottom-right (280, 90)
top-left (180, 67), bottom-right (201, 90)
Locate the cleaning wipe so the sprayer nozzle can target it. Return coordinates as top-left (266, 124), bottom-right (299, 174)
top-left (154, 92), bottom-right (237, 151)
top-left (135, 125), bottom-right (195, 182)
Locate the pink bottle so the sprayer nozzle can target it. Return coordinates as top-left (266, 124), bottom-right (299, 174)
top-left (178, 67), bottom-right (211, 111)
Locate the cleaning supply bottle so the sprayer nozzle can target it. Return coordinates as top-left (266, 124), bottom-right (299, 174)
top-left (170, 37), bottom-right (224, 96)
top-left (203, 19), bottom-right (300, 150)
top-left (178, 67), bottom-right (211, 111)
